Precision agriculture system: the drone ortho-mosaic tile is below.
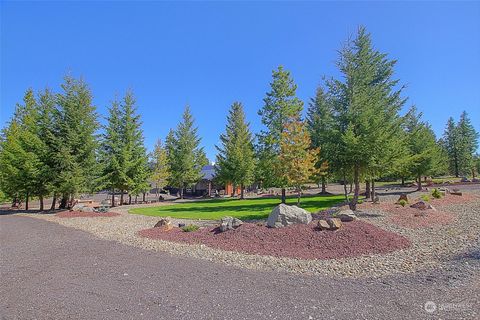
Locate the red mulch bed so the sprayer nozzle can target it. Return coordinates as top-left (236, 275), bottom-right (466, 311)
top-left (429, 193), bottom-right (477, 206)
top-left (56, 211), bottom-right (120, 218)
top-left (138, 221), bottom-right (410, 260)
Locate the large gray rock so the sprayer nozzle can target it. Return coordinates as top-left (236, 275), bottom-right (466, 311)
top-left (336, 209), bottom-right (357, 222)
top-left (219, 216), bottom-right (243, 232)
top-left (266, 204), bottom-right (312, 228)
top-left (72, 204), bottom-right (95, 212)
top-left (410, 201), bottom-right (436, 211)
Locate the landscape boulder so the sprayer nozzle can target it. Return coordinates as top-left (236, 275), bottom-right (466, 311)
top-left (219, 216), bottom-right (243, 232)
top-left (461, 177), bottom-right (471, 183)
top-left (317, 220), bottom-right (330, 230)
top-left (71, 204), bottom-right (96, 213)
top-left (326, 218), bottom-right (342, 230)
top-left (410, 201), bottom-right (436, 211)
top-left (154, 217), bottom-right (173, 231)
top-left (336, 209), bottom-right (356, 222)
top-left (450, 191), bottom-right (463, 196)
top-left (266, 204), bottom-right (312, 228)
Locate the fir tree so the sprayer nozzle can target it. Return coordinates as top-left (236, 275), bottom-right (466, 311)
top-left (307, 86), bottom-right (333, 194)
top-left (257, 66), bottom-right (303, 203)
top-left (54, 76), bottom-right (99, 208)
top-left (167, 106), bottom-right (206, 198)
top-left (404, 107), bottom-right (444, 190)
top-left (325, 26), bottom-right (405, 210)
top-left (215, 102), bottom-right (255, 199)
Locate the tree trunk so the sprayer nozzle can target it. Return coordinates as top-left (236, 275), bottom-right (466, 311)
top-left (120, 191), bottom-right (124, 206)
top-left (39, 195), bottom-right (44, 211)
top-left (232, 184), bottom-right (236, 197)
top-left (50, 193), bottom-right (57, 211)
top-left (365, 180), bottom-right (371, 199)
top-left (240, 184), bottom-right (245, 200)
top-left (281, 188), bottom-right (286, 204)
top-left (401, 177), bottom-right (405, 187)
top-left (417, 175), bottom-right (422, 191)
top-left (371, 179), bottom-right (376, 202)
top-left (128, 194), bottom-right (132, 205)
top-left (180, 187), bottom-right (184, 199)
top-left (321, 177), bottom-right (327, 194)
top-left (343, 173), bottom-right (349, 203)
top-left (59, 194), bottom-right (68, 209)
top-left (111, 189), bottom-right (115, 207)
top-left (349, 166), bottom-right (360, 211)
top-left (25, 192), bottom-right (29, 211)
top-left (143, 192), bottom-right (146, 202)
top-left (349, 182), bottom-right (353, 194)
top-left (297, 187), bottom-right (301, 205)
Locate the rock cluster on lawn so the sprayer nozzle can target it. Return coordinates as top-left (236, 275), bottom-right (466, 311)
top-left (266, 204), bottom-right (312, 228)
top-left (410, 201), bottom-right (436, 211)
top-left (154, 217), bottom-right (173, 231)
top-left (317, 218), bottom-right (343, 231)
top-left (336, 209), bottom-right (357, 222)
top-left (219, 216), bottom-right (243, 232)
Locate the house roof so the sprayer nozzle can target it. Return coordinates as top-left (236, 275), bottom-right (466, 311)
top-left (201, 165), bottom-right (216, 181)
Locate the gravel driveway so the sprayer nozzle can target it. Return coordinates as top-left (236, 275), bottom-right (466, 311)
top-left (1, 215), bottom-right (478, 320)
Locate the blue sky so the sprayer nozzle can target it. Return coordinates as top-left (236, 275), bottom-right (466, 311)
top-left (1, 1), bottom-right (479, 160)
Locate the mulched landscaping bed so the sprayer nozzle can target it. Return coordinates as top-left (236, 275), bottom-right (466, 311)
top-left (56, 211), bottom-right (120, 218)
top-left (138, 221), bottom-right (410, 260)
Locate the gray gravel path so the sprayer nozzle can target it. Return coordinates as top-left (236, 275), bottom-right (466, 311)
top-left (1, 215), bottom-right (478, 320)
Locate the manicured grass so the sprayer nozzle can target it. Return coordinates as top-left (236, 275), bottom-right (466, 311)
top-left (129, 194), bottom-right (345, 221)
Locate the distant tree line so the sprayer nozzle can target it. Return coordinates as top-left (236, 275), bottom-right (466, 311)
top-left (1, 26), bottom-right (478, 210)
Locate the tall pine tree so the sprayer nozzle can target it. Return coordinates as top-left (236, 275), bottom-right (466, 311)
top-left (215, 102), bottom-right (255, 199)
top-left (167, 106), bottom-right (207, 198)
top-left (257, 66), bottom-right (303, 203)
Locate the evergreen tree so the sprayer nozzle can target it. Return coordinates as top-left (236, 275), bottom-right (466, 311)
top-left (215, 102), bottom-right (255, 199)
top-left (167, 106), bottom-right (207, 198)
top-left (54, 76), bottom-right (99, 208)
top-left (99, 99), bottom-right (124, 206)
top-left (306, 86), bottom-right (333, 194)
top-left (443, 112), bottom-right (479, 178)
top-left (150, 139), bottom-right (171, 198)
top-left (277, 120), bottom-right (319, 204)
top-left (257, 66), bottom-right (303, 203)
top-left (456, 111), bottom-right (479, 177)
top-left (443, 117), bottom-right (460, 177)
top-left (325, 26), bottom-right (405, 210)
top-left (120, 91), bottom-right (149, 204)
top-left (404, 107), bottom-right (444, 190)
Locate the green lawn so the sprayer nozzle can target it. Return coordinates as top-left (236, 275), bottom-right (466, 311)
top-left (129, 194), bottom-right (345, 221)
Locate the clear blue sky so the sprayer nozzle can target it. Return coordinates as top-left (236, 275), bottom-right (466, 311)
top-left (1, 1), bottom-right (479, 160)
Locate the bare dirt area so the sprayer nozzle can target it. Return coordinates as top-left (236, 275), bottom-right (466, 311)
top-left (56, 210), bottom-right (121, 218)
top-left (139, 221), bottom-right (410, 260)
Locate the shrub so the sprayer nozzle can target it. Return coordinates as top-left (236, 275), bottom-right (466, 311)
top-left (357, 199), bottom-right (364, 204)
top-left (420, 194), bottom-right (430, 202)
top-left (181, 224), bottom-right (199, 232)
top-left (431, 188), bottom-right (442, 199)
top-left (398, 199), bottom-right (408, 207)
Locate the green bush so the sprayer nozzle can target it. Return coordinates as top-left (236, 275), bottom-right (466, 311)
top-left (357, 199), bottom-right (364, 204)
top-left (431, 188), bottom-right (442, 199)
top-left (181, 224), bottom-right (199, 232)
top-left (420, 194), bottom-right (430, 202)
top-left (398, 199), bottom-right (408, 207)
